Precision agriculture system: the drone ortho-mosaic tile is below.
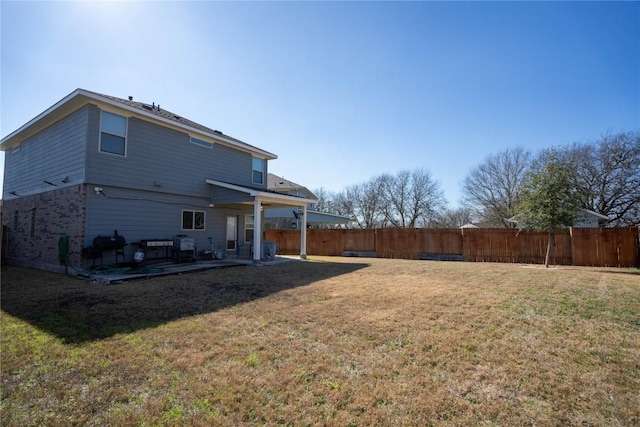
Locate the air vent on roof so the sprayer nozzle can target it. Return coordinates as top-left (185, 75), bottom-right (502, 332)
top-left (142, 104), bottom-right (153, 110)
top-left (128, 96), bottom-right (133, 101)
top-left (213, 130), bottom-right (223, 135)
top-left (174, 115), bottom-right (181, 120)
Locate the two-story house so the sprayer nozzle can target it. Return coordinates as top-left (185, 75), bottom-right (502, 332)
top-left (1, 89), bottom-right (314, 272)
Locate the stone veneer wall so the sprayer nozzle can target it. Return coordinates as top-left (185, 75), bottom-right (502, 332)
top-left (1, 184), bottom-right (86, 273)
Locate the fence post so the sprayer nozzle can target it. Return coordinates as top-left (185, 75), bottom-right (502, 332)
top-left (569, 227), bottom-right (574, 266)
top-left (635, 226), bottom-right (640, 268)
top-left (374, 228), bottom-right (377, 257)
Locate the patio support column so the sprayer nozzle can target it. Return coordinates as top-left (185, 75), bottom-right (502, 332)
top-left (253, 199), bottom-right (262, 264)
top-left (300, 204), bottom-right (308, 259)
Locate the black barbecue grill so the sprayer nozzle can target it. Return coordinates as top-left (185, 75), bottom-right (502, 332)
top-left (82, 230), bottom-right (127, 266)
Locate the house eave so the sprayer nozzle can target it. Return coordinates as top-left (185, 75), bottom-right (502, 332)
top-left (1, 89), bottom-right (87, 150)
top-left (1, 89), bottom-right (278, 160)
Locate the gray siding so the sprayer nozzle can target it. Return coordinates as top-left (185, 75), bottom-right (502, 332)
top-left (3, 101), bottom-right (273, 270)
top-left (86, 106), bottom-right (264, 198)
top-left (85, 185), bottom-right (253, 261)
top-left (2, 106), bottom-right (88, 198)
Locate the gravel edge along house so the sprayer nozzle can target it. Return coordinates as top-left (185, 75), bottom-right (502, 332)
top-left (1, 89), bottom-right (315, 272)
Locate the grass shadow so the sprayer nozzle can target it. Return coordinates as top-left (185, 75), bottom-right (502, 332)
top-left (1, 260), bottom-right (370, 344)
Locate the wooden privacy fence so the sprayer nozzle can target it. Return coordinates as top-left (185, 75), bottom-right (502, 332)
top-left (265, 227), bottom-right (640, 267)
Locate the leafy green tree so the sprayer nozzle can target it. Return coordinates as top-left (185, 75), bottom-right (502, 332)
top-left (514, 150), bottom-right (582, 267)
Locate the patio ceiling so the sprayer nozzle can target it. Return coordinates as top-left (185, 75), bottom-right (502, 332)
top-left (206, 179), bottom-right (315, 209)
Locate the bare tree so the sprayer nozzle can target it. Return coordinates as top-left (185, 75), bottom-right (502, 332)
top-left (330, 190), bottom-right (354, 220)
top-left (461, 147), bottom-right (531, 227)
top-left (561, 131), bottom-right (640, 226)
top-left (379, 169), bottom-right (445, 228)
top-left (311, 187), bottom-right (333, 213)
top-left (328, 184), bottom-right (381, 229)
top-left (340, 177), bottom-right (387, 229)
top-left (431, 207), bottom-right (475, 228)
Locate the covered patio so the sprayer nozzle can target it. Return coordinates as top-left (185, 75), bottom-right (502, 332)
top-left (206, 179), bottom-right (317, 263)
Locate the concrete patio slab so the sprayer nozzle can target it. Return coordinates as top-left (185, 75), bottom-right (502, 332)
top-left (77, 256), bottom-right (299, 284)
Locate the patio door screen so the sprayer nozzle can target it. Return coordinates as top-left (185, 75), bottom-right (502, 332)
top-left (226, 216), bottom-right (237, 252)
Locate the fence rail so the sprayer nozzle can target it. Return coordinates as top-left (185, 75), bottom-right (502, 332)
top-left (265, 227), bottom-right (640, 267)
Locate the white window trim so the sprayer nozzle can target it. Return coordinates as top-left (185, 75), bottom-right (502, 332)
top-left (190, 136), bottom-right (213, 149)
top-left (245, 214), bottom-right (255, 242)
top-left (182, 209), bottom-right (206, 231)
top-left (252, 157), bottom-right (265, 185)
top-left (99, 110), bottom-right (128, 157)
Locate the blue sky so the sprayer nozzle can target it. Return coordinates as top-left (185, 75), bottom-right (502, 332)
top-left (1, 1), bottom-right (638, 207)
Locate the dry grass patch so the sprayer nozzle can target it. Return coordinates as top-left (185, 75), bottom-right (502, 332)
top-left (2, 258), bottom-right (639, 426)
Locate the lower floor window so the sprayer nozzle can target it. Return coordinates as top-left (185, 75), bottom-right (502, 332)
top-left (245, 214), bottom-right (254, 242)
top-left (182, 210), bottom-right (205, 230)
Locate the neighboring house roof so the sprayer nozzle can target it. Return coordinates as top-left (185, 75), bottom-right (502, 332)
top-left (508, 209), bottom-right (610, 228)
top-left (0, 89), bottom-right (277, 160)
top-left (267, 173), bottom-right (316, 200)
top-left (574, 209), bottom-right (609, 227)
top-left (460, 223), bottom-right (479, 229)
top-left (264, 207), bottom-right (353, 225)
top-left (265, 173), bottom-right (352, 225)
top-left (299, 210), bottom-right (354, 225)
top-left (580, 209), bottom-right (609, 221)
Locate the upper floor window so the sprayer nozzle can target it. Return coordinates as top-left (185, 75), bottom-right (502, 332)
top-left (252, 157), bottom-right (264, 184)
top-left (100, 111), bottom-right (127, 156)
top-left (190, 137), bottom-right (213, 149)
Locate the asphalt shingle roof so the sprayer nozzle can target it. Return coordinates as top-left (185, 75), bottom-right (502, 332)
top-left (84, 89), bottom-right (267, 154)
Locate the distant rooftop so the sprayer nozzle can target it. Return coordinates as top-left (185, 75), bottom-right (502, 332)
top-left (267, 173), bottom-right (317, 200)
